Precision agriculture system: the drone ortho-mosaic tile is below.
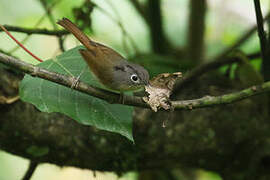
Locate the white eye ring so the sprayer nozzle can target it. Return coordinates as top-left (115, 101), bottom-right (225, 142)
top-left (130, 74), bottom-right (139, 83)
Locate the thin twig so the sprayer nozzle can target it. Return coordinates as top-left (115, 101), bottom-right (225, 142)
top-left (9, 15), bottom-right (46, 54)
top-left (39, 0), bottom-right (65, 52)
top-left (173, 13), bottom-right (270, 92)
top-left (104, 0), bottom-right (131, 55)
top-left (39, 0), bottom-right (58, 30)
top-left (0, 49), bottom-right (18, 58)
top-left (58, 37), bottom-right (65, 52)
top-left (1, 25), bottom-right (68, 36)
top-left (173, 52), bottom-right (261, 94)
top-left (22, 161), bottom-right (38, 180)
top-left (0, 52), bottom-right (270, 111)
top-left (0, 95), bottom-right (20, 104)
top-left (9, 0), bottom-right (61, 54)
top-left (129, 0), bottom-right (149, 23)
top-left (92, 1), bottom-right (139, 54)
top-left (0, 25), bottom-right (43, 62)
top-left (211, 12), bottom-right (270, 63)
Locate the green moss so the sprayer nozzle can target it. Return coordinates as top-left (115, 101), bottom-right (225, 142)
top-left (26, 145), bottom-right (49, 157)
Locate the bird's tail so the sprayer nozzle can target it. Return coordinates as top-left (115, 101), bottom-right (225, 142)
top-left (57, 18), bottom-right (95, 51)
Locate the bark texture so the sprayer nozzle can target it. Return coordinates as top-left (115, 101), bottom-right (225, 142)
top-left (1, 67), bottom-right (270, 179)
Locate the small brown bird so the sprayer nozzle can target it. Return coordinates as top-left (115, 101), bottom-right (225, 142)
top-left (57, 18), bottom-right (149, 92)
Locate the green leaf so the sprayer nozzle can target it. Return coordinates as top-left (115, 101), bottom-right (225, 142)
top-left (26, 145), bottom-right (49, 157)
top-left (234, 51), bottom-right (264, 87)
top-left (19, 46), bottom-right (134, 141)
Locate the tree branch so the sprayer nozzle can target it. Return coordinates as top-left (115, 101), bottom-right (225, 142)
top-left (92, 1), bottom-right (139, 53)
top-left (0, 48), bottom-right (18, 59)
top-left (129, 0), bottom-right (149, 23)
top-left (38, 0), bottom-right (65, 52)
top-left (7, 0), bottom-right (61, 54)
top-left (1, 63), bottom-right (270, 176)
top-left (173, 52), bottom-right (260, 92)
top-left (187, 0), bottom-right (207, 65)
top-left (173, 12), bottom-right (270, 93)
top-left (0, 52), bottom-right (147, 108)
top-left (210, 12), bottom-right (270, 64)
top-left (253, 0), bottom-right (268, 58)
top-left (0, 52), bottom-right (270, 111)
top-left (211, 22), bottom-right (259, 63)
top-left (172, 82), bottom-right (270, 109)
top-left (1, 25), bottom-right (69, 36)
top-left (253, 0), bottom-right (270, 81)
top-left (38, 0), bottom-right (58, 30)
top-left (147, 0), bottom-right (169, 54)
top-left (22, 161), bottom-right (38, 180)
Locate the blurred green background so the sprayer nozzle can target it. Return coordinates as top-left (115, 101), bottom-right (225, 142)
top-left (0, 0), bottom-right (269, 179)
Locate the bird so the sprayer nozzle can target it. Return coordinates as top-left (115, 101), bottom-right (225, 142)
top-left (57, 18), bottom-right (149, 92)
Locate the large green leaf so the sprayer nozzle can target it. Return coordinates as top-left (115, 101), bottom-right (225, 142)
top-left (19, 46), bottom-right (133, 141)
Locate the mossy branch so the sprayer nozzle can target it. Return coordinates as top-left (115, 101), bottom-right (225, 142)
top-left (0, 52), bottom-right (269, 111)
top-left (172, 84), bottom-right (269, 109)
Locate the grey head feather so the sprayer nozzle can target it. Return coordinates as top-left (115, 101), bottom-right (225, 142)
top-left (112, 62), bottom-right (149, 91)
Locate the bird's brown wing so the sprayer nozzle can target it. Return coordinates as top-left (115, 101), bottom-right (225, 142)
top-left (79, 49), bottom-right (115, 86)
top-left (57, 18), bottom-right (126, 88)
top-left (57, 18), bottom-right (124, 63)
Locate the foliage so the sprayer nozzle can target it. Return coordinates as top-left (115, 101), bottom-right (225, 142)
top-left (19, 46), bottom-right (134, 141)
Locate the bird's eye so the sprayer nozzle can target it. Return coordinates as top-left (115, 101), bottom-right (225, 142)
top-left (130, 74), bottom-right (139, 83)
